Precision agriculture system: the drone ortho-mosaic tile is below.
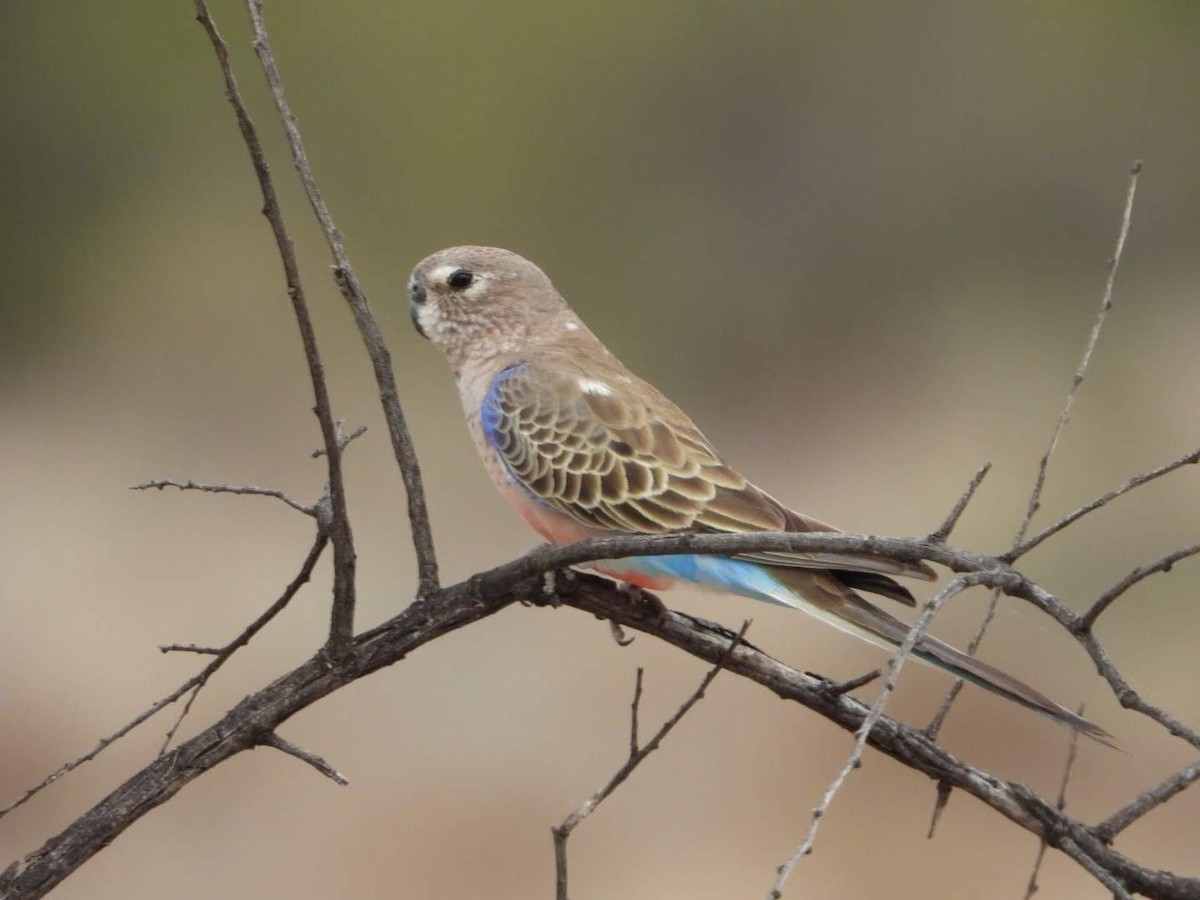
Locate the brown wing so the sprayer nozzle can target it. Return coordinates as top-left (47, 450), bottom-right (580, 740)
top-left (483, 358), bottom-right (935, 593)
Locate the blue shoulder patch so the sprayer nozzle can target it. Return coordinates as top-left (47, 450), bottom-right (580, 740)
top-left (480, 363), bottom-right (526, 451)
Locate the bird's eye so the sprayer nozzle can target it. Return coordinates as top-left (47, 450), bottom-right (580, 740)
top-left (447, 269), bottom-right (475, 291)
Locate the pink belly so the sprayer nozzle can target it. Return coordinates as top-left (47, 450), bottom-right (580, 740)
top-left (503, 482), bottom-right (675, 590)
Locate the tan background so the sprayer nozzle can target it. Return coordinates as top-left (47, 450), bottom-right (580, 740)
top-left (2, 2), bottom-right (1198, 897)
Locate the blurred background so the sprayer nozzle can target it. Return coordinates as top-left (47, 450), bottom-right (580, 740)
top-left (2, 2), bottom-right (1198, 897)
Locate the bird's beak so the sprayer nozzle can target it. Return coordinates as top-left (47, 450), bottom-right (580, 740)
top-left (410, 302), bottom-right (428, 339)
top-left (409, 282), bottom-right (428, 339)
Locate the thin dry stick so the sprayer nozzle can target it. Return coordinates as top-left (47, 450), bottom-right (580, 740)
top-left (1081, 545), bottom-right (1200, 631)
top-left (1096, 758), bottom-right (1200, 842)
top-left (0, 532), bottom-right (328, 822)
top-left (258, 732), bottom-right (349, 786)
top-left (767, 574), bottom-right (990, 899)
top-left (131, 478), bottom-right (314, 516)
top-left (242, 0), bottom-right (439, 599)
top-left (928, 462), bottom-right (993, 542)
top-left (1023, 704), bottom-right (1085, 899)
top-left (629, 667), bottom-right (644, 756)
top-left (1008, 449), bottom-right (1200, 563)
top-left (926, 160), bottom-right (1143, 742)
top-left (194, 0), bottom-right (358, 650)
top-left (553, 622), bottom-right (749, 900)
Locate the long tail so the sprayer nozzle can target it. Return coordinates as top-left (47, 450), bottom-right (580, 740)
top-left (769, 567), bottom-right (1113, 745)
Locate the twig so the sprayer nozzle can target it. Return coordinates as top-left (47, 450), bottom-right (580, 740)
top-left (629, 667), bottom-right (644, 756)
top-left (552, 622), bottom-right (749, 900)
top-left (928, 462), bottom-right (992, 542)
top-left (816, 669), bottom-right (881, 698)
top-left (1096, 759), bottom-right (1200, 842)
top-left (1017, 160), bottom-right (1142, 541)
top-left (241, 0), bottom-right (439, 599)
top-left (312, 421), bottom-right (368, 458)
top-left (259, 732), bottom-right (349, 786)
top-left (159, 643), bottom-right (223, 655)
top-left (1081, 545), bottom-right (1200, 631)
top-left (194, 0), bottom-right (358, 651)
top-left (0, 532), bottom-right (328, 822)
top-left (767, 574), bottom-right (987, 898)
top-left (6, 569), bottom-right (1200, 898)
top-left (926, 161), bottom-right (1143, 742)
top-left (132, 478), bottom-right (314, 516)
top-left (1007, 449), bottom-right (1200, 563)
top-left (926, 779), bottom-right (953, 839)
top-left (1023, 704), bottom-right (1085, 899)
top-left (159, 685), bottom-right (204, 755)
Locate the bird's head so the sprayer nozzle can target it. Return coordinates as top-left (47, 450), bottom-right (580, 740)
top-left (408, 246), bottom-right (580, 367)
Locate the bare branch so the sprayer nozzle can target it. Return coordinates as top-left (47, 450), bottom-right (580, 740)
top-left (498, 528), bottom-right (1200, 750)
top-left (194, 0), bottom-right (358, 650)
top-left (1097, 759), bottom-right (1200, 842)
top-left (553, 622), bottom-right (748, 900)
top-left (927, 162), bottom-right (1145, 742)
top-left (927, 462), bottom-right (992, 542)
top-left (768, 574), bottom-right (987, 898)
top-left (1008, 448), bottom-right (1200, 563)
top-left (6, 568), bottom-right (1200, 899)
top-left (241, 0), bottom-right (439, 599)
top-left (0, 532), bottom-right (327, 823)
top-left (159, 643), bottom-right (223, 655)
top-left (629, 667), bottom-right (644, 755)
top-left (1081, 545), bottom-right (1200, 631)
top-left (259, 732), bottom-right (349, 786)
top-left (132, 477), bottom-right (314, 516)
top-left (1015, 160), bottom-right (1142, 546)
top-left (1024, 705), bottom-right (1085, 899)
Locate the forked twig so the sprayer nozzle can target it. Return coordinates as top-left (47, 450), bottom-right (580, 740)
top-left (1023, 704), bottom-right (1085, 899)
top-left (552, 622), bottom-right (749, 900)
top-left (926, 161), bottom-right (1143, 742)
top-left (242, 0), bottom-right (440, 600)
top-left (0, 532), bottom-right (328, 822)
top-left (1007, 449), bottom-right (1200, 563)
top-left (132, 478), bottom-right (314, 516)
top-left (194, 0), bottom-right (358, 649)
top-left (768, 574), bottom-right (989, 898)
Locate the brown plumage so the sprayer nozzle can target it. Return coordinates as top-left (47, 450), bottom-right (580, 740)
top-left (409, 245), bottom-right (1112, 743)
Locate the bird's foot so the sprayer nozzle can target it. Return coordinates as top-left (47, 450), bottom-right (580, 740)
top-left (618, 582), bottom-right (669, 622)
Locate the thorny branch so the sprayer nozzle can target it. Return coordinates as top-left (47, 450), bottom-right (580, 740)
top-left (0, 7), bottom-right (1195, 900)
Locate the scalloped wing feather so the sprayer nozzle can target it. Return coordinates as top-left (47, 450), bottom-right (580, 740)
top-left (481, 360), bottom-right (936, 592)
